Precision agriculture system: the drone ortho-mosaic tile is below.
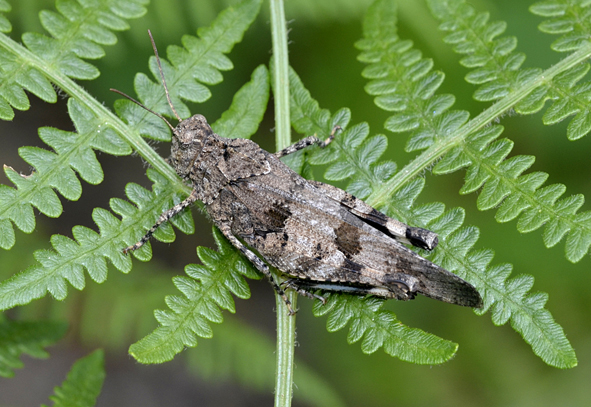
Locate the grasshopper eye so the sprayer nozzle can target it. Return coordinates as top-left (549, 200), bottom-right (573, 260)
top-left (177, 139), bottom-right (192, 150)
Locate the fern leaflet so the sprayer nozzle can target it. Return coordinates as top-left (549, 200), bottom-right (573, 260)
top-left (42, 350), bottom-right (105, 407)
top-left (313, 294), bottom-right (457, 364)
top-left (0, 0), bottom-right (148, 120)
top-left (0, 0), bottom-right (10, 34)
top-left (531, 0), bottom-right (591, 52)
top-left (129, 226), bottom-right (262, 363)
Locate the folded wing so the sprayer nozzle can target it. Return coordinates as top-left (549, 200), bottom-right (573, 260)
top-left (226, 169), bottom-right (482, 308)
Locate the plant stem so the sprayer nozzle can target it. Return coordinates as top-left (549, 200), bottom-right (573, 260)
top-left (0, 30), bottom-right (185, 195)
top-left (269, 0), bottom-right (296, 407)
top-left (274, 286), bottom-right (297, 407)
top-left (270, 0), bottom-right (292, 152)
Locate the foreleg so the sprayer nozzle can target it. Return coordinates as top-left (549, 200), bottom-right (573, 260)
top-left (123, 189), bottom-right (199, 254)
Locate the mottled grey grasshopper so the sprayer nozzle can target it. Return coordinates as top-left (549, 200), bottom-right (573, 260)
top-left (116, 31), bottom-right (482, 314)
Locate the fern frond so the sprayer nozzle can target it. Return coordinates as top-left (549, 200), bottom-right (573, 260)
top-left (0, 318), bottom-right (67, 377)
top-left (431, 0), bottom-right (591, 141)
top-left (115, 0), bottom-right (263, 142)
top-left (0, 61), bottom-right (268, 334)
top-left (9, 255), bottom-right (344, 407)
top-left (312, 295), bottom-right (457, 364)
top-left (0, 99), bottom-right (131, 250)
top-left (433, 123), bottom-right (591, 263)
top-left (289, 62), bottom-right (576, 367)
top-left (0, 0), bottom-right (153, 249)
top-left (407, 193), bottom-right (577, 369)
top-left (356, 0), bottom-right (466, 153)
top-left (357, 0), bottom-right (591, 263)
top-left (427, 1), bottom-right (591, 260)
top-left (0, 0), bottom-right (148, 120)
top-left (42, 350), bottom-right (105, 407)
top-left (428, 0), bottom-right (540, 102)
top-left (531, 0), bottom-right (591, 52)
top-left (0, 168), bottom-right (192, 310)
top-left (0, 0), bottom-right (263, 250)
top-left (128, 226), bottom-right (262, 364)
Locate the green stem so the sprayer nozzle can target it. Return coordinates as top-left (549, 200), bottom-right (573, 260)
top-left (270, 0), bottom-right (291, 152)
top-left (0, 32), bottom-right (185, 194)
top-left (269, 1), bottom-right (296, 407)
top-left (0, 34), bottom-right (192, 227)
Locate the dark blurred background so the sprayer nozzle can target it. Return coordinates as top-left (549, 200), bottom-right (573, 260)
top-left (0, 0), bottom-right (589, 406)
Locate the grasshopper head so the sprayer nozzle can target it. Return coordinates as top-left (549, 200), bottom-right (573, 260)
top-left (170, 114), bottom-right (213, 179)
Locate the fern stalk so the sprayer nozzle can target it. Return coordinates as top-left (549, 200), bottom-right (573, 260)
top-left (367, 40), bottom-right (591, 208)
top-left (0, 33), bottom-right (179, 186)
top-left (269, 0), bottom-right (297, 406)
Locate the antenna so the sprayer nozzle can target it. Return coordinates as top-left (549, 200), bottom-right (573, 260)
top-left (109, 88), bottom-right (176, 132)
top-left (148, 29), bottom-right (182, 122)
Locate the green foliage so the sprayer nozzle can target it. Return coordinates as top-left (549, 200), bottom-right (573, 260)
top-left (6, 246), bottom-right (345, 407)
top-left (0, 0), bottom-right (263, 255)
top-left (0, 0), bottom-right (11, 33)
top-left (0, 167), bottom-right (192, 309)
top-left (0, 0), bottom-right (267, 311)
top-left (0, 318), bottom-right (67, 377)
top-left (211, 64), bottom-right (270, 139)
top-left (433, 120), bottom-right (591, 263)
top-left (429, 0), bottom-right (539, 102)
top-left (42, 350), bottom-right (105, 407)
top-left (0, 0), bottom-right (148, 120)
top-left (339, 0), bottom-right (576, 368)
top-left (355, 0), bottom-right (591, 269)
top-left (129, 226), bottom-right (262, 363)
top-left (427, 0), bottom-right (591, 262)
top-left (432, 0), bottom-right (591, 142)
top-left (531, 0), bottom-right (591, 52)
top-left (0, 0), bottom-right (150, 251)
top-left (312, 294), bottom-right (457, 364)
top-left (0, 99), bottom-right (131, 250)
